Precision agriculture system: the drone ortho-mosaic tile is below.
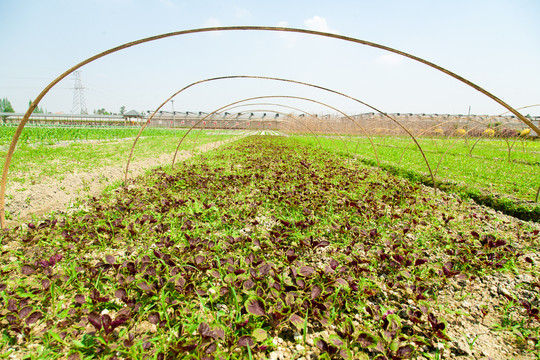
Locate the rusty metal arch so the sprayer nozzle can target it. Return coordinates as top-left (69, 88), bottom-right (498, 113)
top-left (204, 103), bottom-right (335, 141)
top-left (498, 104), bottom-right (540, 117)
top-left (187, 109), bottom-right (326, 155)
top-left (123, 75), bottom-right (383, 182)
top-left (152, 108), bottom-right (325, 166)
top-left (178, 111), bottom-right (329, 179)
top-left (2, 26), bottom-right (537, 227)
top-left (168, 95), bottom-right (367, 169)
top-left (186, 103), bottom-right (352, 160)
top-left (125, 97), bottom-right (353, 180)
top-left (221, 105), bottom-right (379, 160)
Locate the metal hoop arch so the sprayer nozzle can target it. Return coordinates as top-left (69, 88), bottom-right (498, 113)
top-left (183, 103), bottom-right (352, 160)
top-left (1, 25), bottom-right (537, 227)
top-left (123, 75), bottom-right (382, 182)
top-left (168, 95), bottom-right (364, 169)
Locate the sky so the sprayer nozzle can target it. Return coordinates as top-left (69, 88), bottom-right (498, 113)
top-left (1, 0), bottom-right (539, 117)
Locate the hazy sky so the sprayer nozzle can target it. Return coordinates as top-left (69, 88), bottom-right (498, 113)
top-left (1, 0), bottom-right (539, 116)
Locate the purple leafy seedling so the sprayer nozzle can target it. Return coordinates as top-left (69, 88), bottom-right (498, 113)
top-left (441, 262), bottom-right (460, 278)
top-left (88, 312), bottom-right (103, 331)
top-left (357, 332), bottom-right (378, 348)
top-left (90, 289), bottom-right (109, 304)
top-left (414, 259), bottom-right (428, 266)
top-left (235, 318), bottom-right (249, 331)
top-left (335, 278), bottom-right (349, 289)
top-left (288, 313), bottom-right (304, 331)
top-left (198, 322), bottom-right (215, 339)
top-left (396, 344), bottom-right (414, 357)
top-left (49, 254), bottom-right (63, 266)
top-left (74, 294), bottom-right (85, 305)
top-left (148, 312), bottom-right (160, 325)
top-left (316, 337), bottom-right (347, 357)
top-left (316, 338), bottom-right (329, 352)
top-left (115, 288), bottom-right (127, 300)
top-left (286, 248), bottom-right (298, 264)
top-left (41, 279), bottom-right (50, 290)
top-left (329, 334), bottom-right (344, 348)
top-left (19, 306), bottom-right (33, 319)
top-left (21, 265), bottom-right (35, 275)
top-left (427, 313), bottom-right (450, 340)
top-left (123, 333), bottom-right (135, 348)
top-left (311, 284), bottom-right (323, 300)
top-left (35, 254), bottom-right (63, 269)
top-left (105, 255), bottom-right (115, 264)
top-left (407, 309), bottom-right (423, 324)
top-left (298, 265), bottom-right (315, 277)
top-left (336, 317), bottom-right (356, 343)
top-left (204, 342), bottom-right (217, 354)
top-left (259, 263), bottom-right (271, 277)
top-left (237, 335), bottom-right (254, 348)
top-left (23, 309), bottom-right (41, 325)
top-left (243, 279), bottom-right (255, 291)
top-left (245, 296), bottom-right (266, 316)
top-left (87, 311), bottom-right (129, 338)
top-left (520, 300), bottom-right (540, 321)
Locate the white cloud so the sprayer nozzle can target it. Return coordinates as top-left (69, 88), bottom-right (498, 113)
top-left (376, 53), bottom-right (406, 66)
top-left (303, 16), bottom-right (339, 34)
top-left (204, 18), bottom-right (222, 27)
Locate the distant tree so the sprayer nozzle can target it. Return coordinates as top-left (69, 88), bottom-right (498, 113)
top-left (0, 98), bottom-right (15, 113)
top-left (94, 108), bottom-right (111, 115)
top-left (120, 105), bottom-right (125, 115)
top-left (28, 100), bottom-right (44, 113)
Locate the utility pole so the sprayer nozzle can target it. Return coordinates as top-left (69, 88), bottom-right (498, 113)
top-left (71, 71), bottom-right (87, 114)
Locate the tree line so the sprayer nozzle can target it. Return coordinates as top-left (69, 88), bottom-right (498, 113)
top-left (0, 98), bottom-right (128, 115)
top-left (0, 98), bottom-right (45, 114)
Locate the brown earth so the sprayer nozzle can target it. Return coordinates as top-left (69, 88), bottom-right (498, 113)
top-left (3, 140), bottom-right (230, 228)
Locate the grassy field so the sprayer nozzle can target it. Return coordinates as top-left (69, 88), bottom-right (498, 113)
top-left (292, 135), bottom-right (540, 221)
top-left (0, 136), bottom-right (539, 359)
top-left (0, 126), bottom-right (238, 185)
top-left (0, 126), bottom-right (172, 146)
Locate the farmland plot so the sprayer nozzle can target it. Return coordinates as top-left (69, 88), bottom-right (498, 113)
top-left (0, 127), bottom-right (241, 224)
top-left (292, 135), bottom-right (540, 221)
top-left (0, 136), bottom-right (539, 359)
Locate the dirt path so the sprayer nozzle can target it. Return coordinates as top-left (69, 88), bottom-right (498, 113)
top-left (4, 140), bottom-right (230, 227)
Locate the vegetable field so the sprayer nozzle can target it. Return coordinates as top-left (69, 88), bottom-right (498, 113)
top-left (0, 126), bottom-right (188, 147)
top-left (1, 136), bottom-right (539, 359)
top-left (0, 127), bottom-right (237, 186)
top-left (293, 135), bottom-right (540, 221)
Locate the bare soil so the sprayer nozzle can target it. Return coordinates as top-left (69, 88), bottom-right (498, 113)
top-left (4, 140), bottom-right (229, 227)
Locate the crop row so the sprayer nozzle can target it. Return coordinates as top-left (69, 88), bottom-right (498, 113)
top-left (1, 136), bottom-right (538, 359)
top-left (293, 135), bottom-right (540, 220)
top-left (0, 128), bottom-right (232, 188)
top-left (0, 126), bottom-right (189, 146)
